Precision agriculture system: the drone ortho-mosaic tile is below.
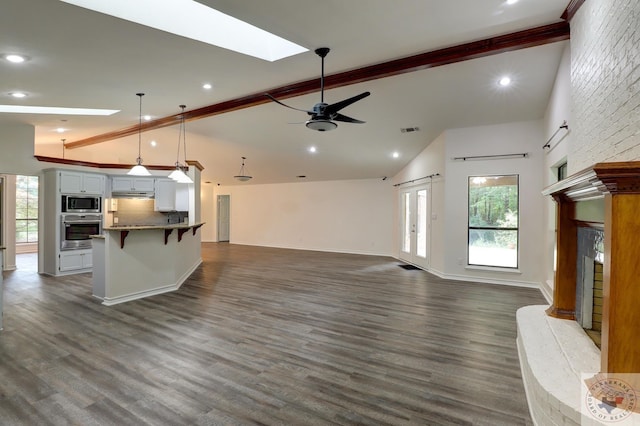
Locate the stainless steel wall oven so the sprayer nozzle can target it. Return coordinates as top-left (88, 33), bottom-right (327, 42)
top-left (60, 214), bottom-right (102, 250)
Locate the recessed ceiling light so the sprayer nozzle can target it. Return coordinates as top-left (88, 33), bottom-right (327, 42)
top-left (202, 83), bottom-right (212, 90)
top-left (9, 92), bottom-right (27, 98)
top-left (0, 105), bottom-right (120, 115)
top-left (56, 127), bottom-right (66, 133)
top-left (150, 140), bottom-right (157, 147)
top-left (499, 76), bottom-right (512, 87)
top-left (4, 54), bottom-right (28, 63)
top-left (392, 152), bottom-right (400, 158)
top-left (143, 115), bottom-right (152, 121)
top-left (308, 146), bottom-right (317, 153)
top-left (506, 0), bottom-right (518, 4)
top-left (60, 0), bottom-right (308, 61)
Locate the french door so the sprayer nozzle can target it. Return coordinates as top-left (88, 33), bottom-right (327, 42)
top-left (398, 185), bottom-right (430, 269)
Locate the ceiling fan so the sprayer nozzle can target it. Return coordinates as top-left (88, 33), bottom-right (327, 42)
top-left (266, 47), bottom-right (370, 131)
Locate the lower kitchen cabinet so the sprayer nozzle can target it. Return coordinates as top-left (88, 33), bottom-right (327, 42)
top-left (59, 249), bottom-right (93, 272)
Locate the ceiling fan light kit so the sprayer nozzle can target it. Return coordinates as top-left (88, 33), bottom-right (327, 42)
top-left (266, 47), bottom-right (370, 131)
top-left (127, 92), bottom-right (152, 176)
top-left (305, 119), bottom-right (337, 132)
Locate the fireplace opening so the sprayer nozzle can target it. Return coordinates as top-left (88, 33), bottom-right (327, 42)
top-left (576, 227), bottom-right (604, 348)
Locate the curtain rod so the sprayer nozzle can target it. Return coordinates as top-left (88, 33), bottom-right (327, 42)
top-left (452, 153), bottom-right (528, 161)
top-left (543, 120), bottom-right (569, 149)
top-left (393, 173), bottom-right (440, 187)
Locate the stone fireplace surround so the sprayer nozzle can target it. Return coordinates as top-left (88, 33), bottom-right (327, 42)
top-left (518, 162), bottom-right (640, 424)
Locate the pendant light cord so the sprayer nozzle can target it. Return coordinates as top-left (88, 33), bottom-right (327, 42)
top-left (320, 55), bottom-right (325, 104)
top-left (183, 107), bottom-right (188, 167)
top-left (137, 92), bottom-right (144, 164)
top-left (180, 105), bottom-right (187, 168)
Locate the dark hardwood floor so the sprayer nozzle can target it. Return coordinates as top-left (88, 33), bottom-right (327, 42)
top-left (1, 243), bottom-right (545, 425)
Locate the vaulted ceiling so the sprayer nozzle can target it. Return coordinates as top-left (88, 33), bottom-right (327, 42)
top-left (0, 0), bottom-right (570, 184)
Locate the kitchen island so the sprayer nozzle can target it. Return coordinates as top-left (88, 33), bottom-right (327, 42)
top-left (92, 222), bottom-right (204, 305)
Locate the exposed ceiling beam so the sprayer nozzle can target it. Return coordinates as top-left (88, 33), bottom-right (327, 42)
top-left (561, 0), bottom-right (586, 21)
top-left (66, 21), bottom-right (569, 149)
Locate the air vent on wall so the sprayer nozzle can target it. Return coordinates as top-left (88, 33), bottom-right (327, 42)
top-left (401, 126), bottom-right (420, 133)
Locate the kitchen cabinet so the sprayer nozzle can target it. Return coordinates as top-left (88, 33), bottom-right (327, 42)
top-left (59, 171), bottom-right (105, 195)
top-left (111, 177), bottom-right (155, 192)
top-left (155, 179), bottom-right (189, 212)
top-left (59, 249), bottom-right (93, 272)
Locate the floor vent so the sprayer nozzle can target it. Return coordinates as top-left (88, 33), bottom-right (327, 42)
top-left (398, 264), bottom-right (420, 270)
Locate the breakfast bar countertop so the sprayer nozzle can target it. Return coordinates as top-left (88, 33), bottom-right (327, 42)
top-left (103, 221), bottom-right (205, 231)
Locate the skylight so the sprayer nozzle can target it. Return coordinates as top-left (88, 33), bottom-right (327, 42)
top-left (0, 105), bottom-right (120, 115)
top-left (59, 0), bottom-right (308, 62)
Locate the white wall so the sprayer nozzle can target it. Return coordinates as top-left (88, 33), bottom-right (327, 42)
top-left (391, 120), bottom-right (546, 287)
top-left (200, 183), bottom-right (216, 242)
top-left (540, 43), bottom-right (572, 301)
top-left (443, 121), bottom-right (545, 287)
top-left (0, 122), bottom-right (40, 175)
top-left (570, 0), bottom-right (640, 172)
top-left (216, 179), bottom-right (394, 256)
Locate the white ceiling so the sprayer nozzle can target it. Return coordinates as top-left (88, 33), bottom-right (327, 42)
top-left (0, 0), bottom-right (569, 185)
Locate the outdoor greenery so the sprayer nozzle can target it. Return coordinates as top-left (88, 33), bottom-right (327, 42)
top-left (16, 175), bottom-right (38, 243)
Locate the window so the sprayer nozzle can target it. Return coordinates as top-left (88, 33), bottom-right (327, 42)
top-left (468, 175), bottom-right (518, 268)
top-left (557, 162), bottom-right (568, 181)
top-left (16, 175), bottom-right (39, 243)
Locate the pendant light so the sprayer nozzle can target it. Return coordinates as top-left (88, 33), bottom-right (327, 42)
top-left (234, 156), bottom-right (252, 182)
top-left (127, 92), bottom-right (152, 176)
top-left (168, 104), bottom-right (193, 183)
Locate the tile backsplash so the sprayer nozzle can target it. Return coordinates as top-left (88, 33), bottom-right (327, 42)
top-left (112, 199), bottom-right (187, 226)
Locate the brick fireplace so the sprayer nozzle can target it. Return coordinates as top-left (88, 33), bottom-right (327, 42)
top-left (517, 162), bottom-right (640, 425)
top-left (542, 161), bottom-right (640, 374)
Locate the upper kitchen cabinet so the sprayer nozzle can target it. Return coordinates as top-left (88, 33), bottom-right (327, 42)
top-left (111, 177), bottom-right (155, 193)
top-left (59, 171), bottom-right (105, 195)
top-left (155, 179), bottom-right (189, 212)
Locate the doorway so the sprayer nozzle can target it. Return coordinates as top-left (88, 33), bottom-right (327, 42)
top-left (398, 185), bottom-right (430, 269)
top-left (217, 195), bottom-right (230, 242)
top-left (1, 174), bottom-right (40, 272)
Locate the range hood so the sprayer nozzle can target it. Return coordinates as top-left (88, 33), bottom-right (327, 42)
top-left (110, 191), bottom-right (155, 199)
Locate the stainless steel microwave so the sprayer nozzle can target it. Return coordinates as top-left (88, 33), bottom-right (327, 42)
top-left (61, 195), bottom-right (101, 213)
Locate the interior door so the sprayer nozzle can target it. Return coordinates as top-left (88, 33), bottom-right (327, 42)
top-left (398, 185), bottom-right (430, 269)
top-left (217, 195), bottom-right (230, 242)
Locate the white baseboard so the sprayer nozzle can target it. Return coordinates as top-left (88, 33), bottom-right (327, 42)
top-left (438, 272), bottom-right (540, 288)
top-left (393, 257), bottom-right (541, 289)
top-left (540, 280), bottom-right (553, 304)
top-left (230, 241), bottom-right (390, 257)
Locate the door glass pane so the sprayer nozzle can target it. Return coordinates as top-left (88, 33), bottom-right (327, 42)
top-left (402, 192), bottom-right (411, 253)
top-left (416, 189), bottom-right (427, 258)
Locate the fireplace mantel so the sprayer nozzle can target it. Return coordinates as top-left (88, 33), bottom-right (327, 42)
top-left (543, 161), bottom-right (640, 374)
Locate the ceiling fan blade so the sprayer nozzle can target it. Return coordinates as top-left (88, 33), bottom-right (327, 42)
top-left (265, 93), bottom-right (314, 114)
top-left (325, 91), bottom-right (370, 116)
top-left (332, 113), bottom-right (365, 124)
